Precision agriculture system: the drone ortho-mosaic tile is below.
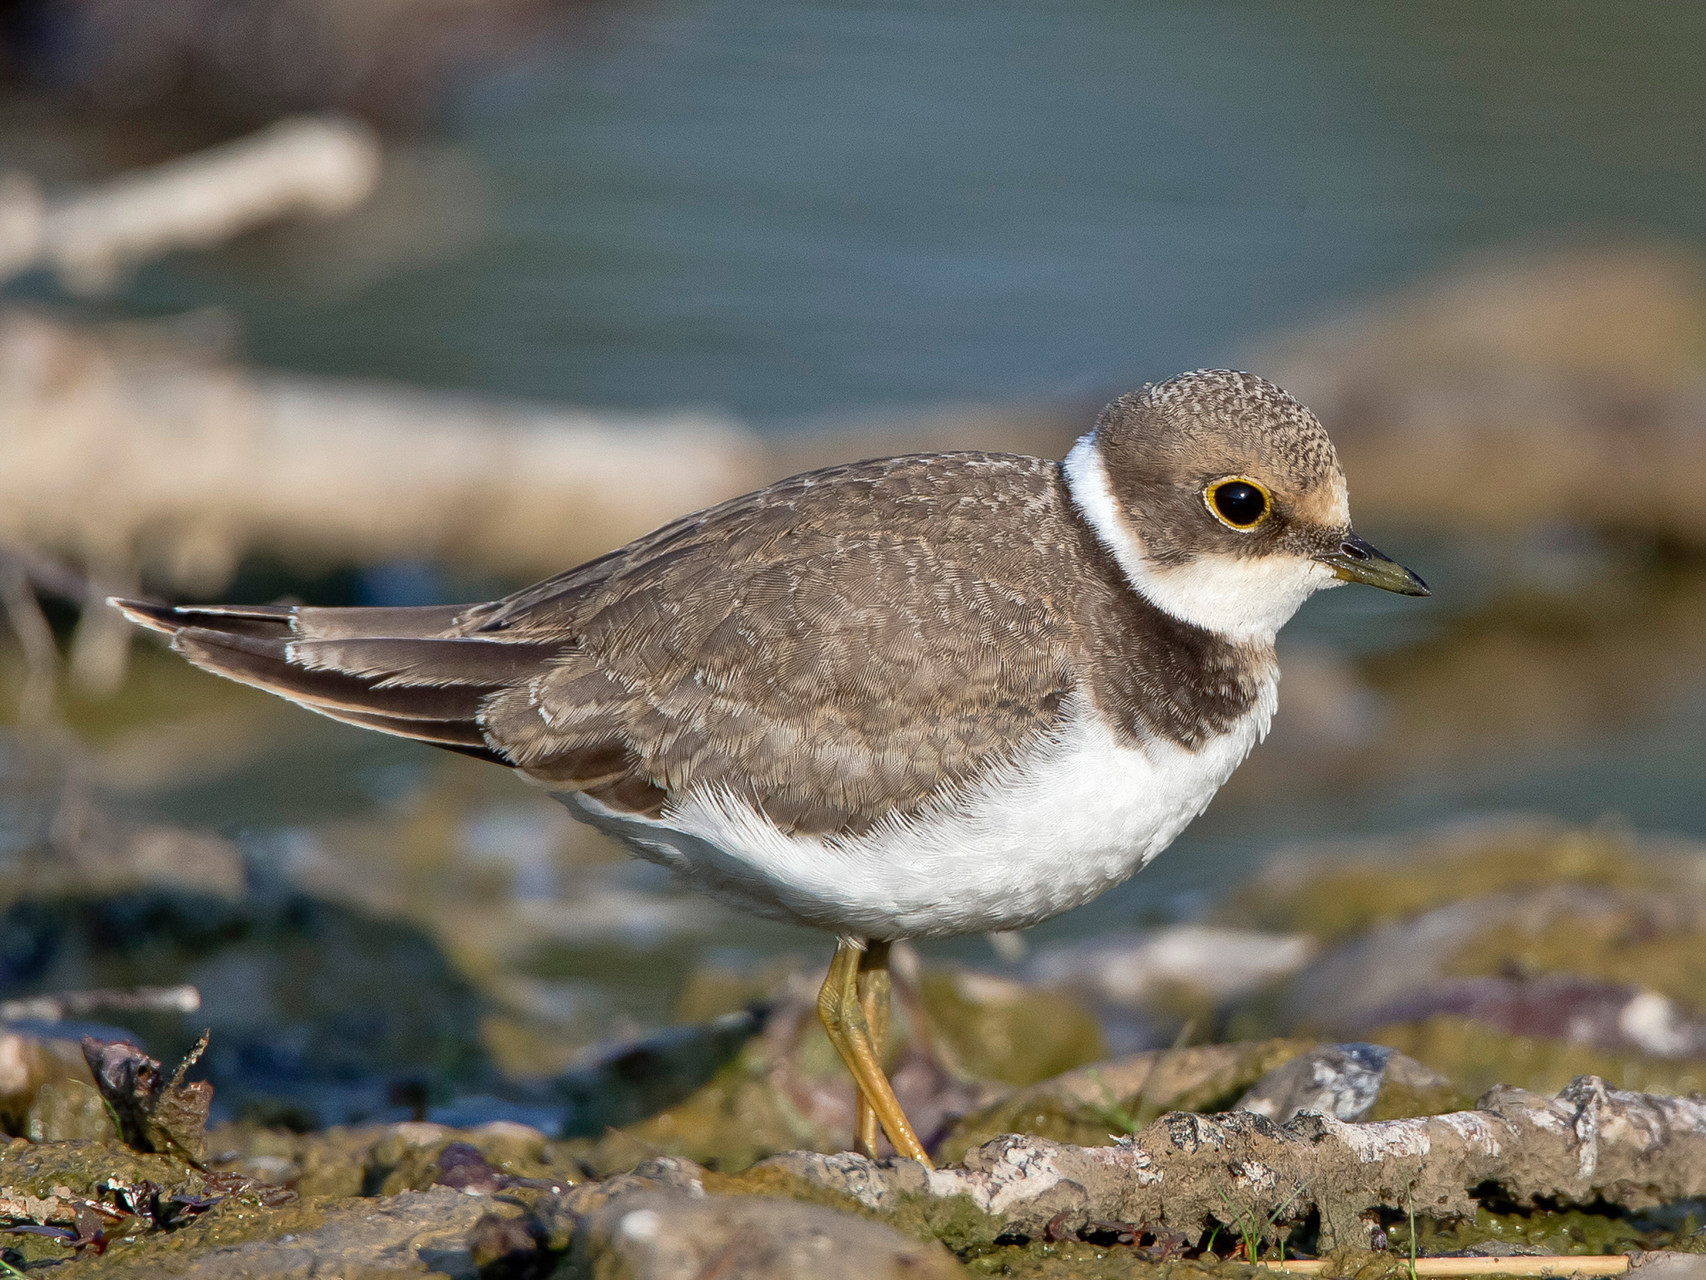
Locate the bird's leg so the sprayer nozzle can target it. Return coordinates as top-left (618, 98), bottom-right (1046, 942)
top-left (817, 936), bottom-right (932, 1167)
top-left (853, 939), bottom-right (893, 1158)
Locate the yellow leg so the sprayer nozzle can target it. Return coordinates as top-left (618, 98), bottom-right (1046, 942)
top-left (853, 940), bottom-right (893, 1157)
top-left (816, 936), bottom-right (932, 1167)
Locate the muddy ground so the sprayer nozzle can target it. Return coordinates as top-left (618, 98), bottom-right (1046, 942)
top-left (1, 818), bottom-right (1705, 1276)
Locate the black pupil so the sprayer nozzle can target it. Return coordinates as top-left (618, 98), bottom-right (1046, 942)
top-left (1213, 482), bottom-right (1266, 526)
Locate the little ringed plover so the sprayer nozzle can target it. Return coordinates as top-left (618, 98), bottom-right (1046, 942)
top-left (114, 368), bottom-right (1427, 1166)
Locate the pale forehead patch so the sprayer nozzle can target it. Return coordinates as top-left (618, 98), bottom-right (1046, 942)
top-left (1289, 472), bottom-right (1351, 528)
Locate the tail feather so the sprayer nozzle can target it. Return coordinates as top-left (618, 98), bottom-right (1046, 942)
top-left (112, 596), bottom-right (539, 768)
top-left (112, 598), bottom-right (293, 639)
top-left (297, 705), bottom-right (505, 758)
top-left (292, 604), bottom-right (468, 641)
top-left (111, 598), bottom-right (468, 641)
top-left (289, 638), bottom-right (558, 688)
top-left (171, 629), bottom-right (488, 722)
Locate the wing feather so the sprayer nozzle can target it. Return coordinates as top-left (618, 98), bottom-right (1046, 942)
top-left (112, 453), bottom-right (1147, 839)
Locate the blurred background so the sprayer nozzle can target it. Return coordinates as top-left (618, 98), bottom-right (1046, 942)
top-left (1, 0), bottom-right (1706, 1155)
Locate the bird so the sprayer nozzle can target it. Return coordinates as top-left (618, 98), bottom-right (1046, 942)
top-left (113, 368), bottom-right (1427, 1167)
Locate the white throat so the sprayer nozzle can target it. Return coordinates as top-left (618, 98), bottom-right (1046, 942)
top-left (1062, 433), bottom-right (1337, 643)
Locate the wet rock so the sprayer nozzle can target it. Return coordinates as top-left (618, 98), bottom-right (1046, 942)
top-left (0, 1132), bottom-right (286, 1265)
top-left (25, 1077), bottom-right (120, 1142)
top-left (94, 1076), bottom-right (1706, 1274)
top-left (71, 1185), bottom-right (508, 1278)
top-left (678, 950), bottom-right (1109, 1088)
top-left (937, 1039), bottom-right (1311, 1163)
top-left (205, 1118), bottom-right (578, 1200)
top-left (1217, 822), bottom-right (1706, 1099)
top-left (564, 1013), bottom-right (848, 1176)
top-left (568, 973), bottom-right (1007, 1173)
top-left (1234, 1043), bottom-right (1464, 1124)
top-left (530, 1157), bottom-right (710, 1249)
top-left (0, 1024), bottom-right (106, 1134)
top-left (0, 886), bottom-right (496, 1130)
top-left (0, 1136), bottom-right (203, 1200)
top-left (1217, 818), bottom-right (1664, 946)
top-left (560, 1187), bottom-right (963, 1280)
top-left (1405, 1202), bottom-right (1675, 1259)
top-left (1023, 927), bottom-right (1316, 1008)
top-left (555, 1008), bottom-right (766, 1138)
top-left (1345, 564), bottom-right (1706, 789)
top-left (1350, 975), bottom-right (1706, 1059)
top-left (466, 1209), bottom-right (543, 1271)
top-left (1225, 818), bottom-right (1706, 1016)
top-left (1022, 927), bottom-right (1316, 1048)
top-left (1272, 884), bottom-right (1615, 1033)
top-left (84, 1034), bottom-right (214, 1163)
top-left (740, 1076), bottom-right (1706, 1252)
top-left (918, 968), bottom-right (1107, 1086)
top-left (0, 762), bottom-right (247, 901)
top-left (1366, 1015), bottom-right (1706, 1102)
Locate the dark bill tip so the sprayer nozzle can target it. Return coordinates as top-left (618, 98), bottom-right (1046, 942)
top-left (1315, 533), bottom-right (1430, 597)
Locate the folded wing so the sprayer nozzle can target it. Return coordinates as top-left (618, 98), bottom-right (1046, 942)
top-left (114, 452), bottom-right (1092, 840)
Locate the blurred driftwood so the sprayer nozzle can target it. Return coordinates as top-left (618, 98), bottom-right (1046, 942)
top-left (0, 309), bottom-right (769, 593)
top-left (0, 985), bottom-right (201, 1023)
top-left (0, 116), bottom-right (381, 294)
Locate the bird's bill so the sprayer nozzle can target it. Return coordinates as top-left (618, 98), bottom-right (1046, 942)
top-left (1315, 533), bottom-right (1430, 596)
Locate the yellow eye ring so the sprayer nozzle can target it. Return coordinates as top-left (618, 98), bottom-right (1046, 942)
top-left (1204, 476), bottom-right (1271, 530)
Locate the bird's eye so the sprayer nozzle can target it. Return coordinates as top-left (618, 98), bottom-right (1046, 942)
top-left (1205, 477), bottom-right (1271, 530)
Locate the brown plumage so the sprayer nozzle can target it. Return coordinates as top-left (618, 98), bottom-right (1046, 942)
top-left (116, 451), bottom-right (1269, 839)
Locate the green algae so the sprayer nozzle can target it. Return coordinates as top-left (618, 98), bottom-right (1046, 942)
top-left (1307, 1247), bottom-right (1416, 1280)
top-left (1357, 1069), bottom-right (1472, 1123)
top-left (1393, 1204), bottom-right (1653, 1257)
top-left (1442, 910), bottom-right (1706, 1007)
top-left (896, 1190), bottom-right (1023, 1253)
top-left (958, 1240), bottom-right (1275, 1279)
top-left (676, 957), bottom-right (1108, 1090)
top-left (919, 970), bottom-right (1108, 1087)
top-left (701, 1164), bottom-right (1008, 1252)
top-left (1369, 1015), bottom-right (1706, 1100)
top-left (1217, 821), bottom-right (1706, 1103)
top-left (1217, 824), bottom-right (1655, 943)
top-left (0, 1137), bottom-right (202, 1199)
top-left (64, 1195), bottom-right (332, 1275)
top-left (206, 1120), bottom-right (581, 1198)
top-left (564, 1039), bottom-right (837, 1176)
top-left (0, 1137), bottom-right (307, 1272)
top-left (1380, 1195), bottom-right (1706, 1261)
top-left (702, 1164), bottom-right (875, 1217)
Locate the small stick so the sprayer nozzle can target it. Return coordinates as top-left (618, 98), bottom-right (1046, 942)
top-left (0, 562), bottom-right (61, 725)
top-left (0, 985), bottom-right (201, 1023)
top-left (1259, 1257), bottom-right (1633, 1276)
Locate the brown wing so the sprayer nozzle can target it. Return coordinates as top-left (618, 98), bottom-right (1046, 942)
top-left (473, 453), bottom-right (1086, 835)
top-left (111, 599), bottom-right (559, 764)
top-left (116, 453), bottom-right (1094, 838)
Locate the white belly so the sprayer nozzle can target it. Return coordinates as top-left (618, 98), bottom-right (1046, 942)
top-left (557, 686), bottom-right (1276, 939)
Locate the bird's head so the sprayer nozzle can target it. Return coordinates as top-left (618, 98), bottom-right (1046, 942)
top-left (1064, 369), bottom-right (1427, 642)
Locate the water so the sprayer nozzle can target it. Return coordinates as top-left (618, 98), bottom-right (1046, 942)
top-left (121, 0), bottom-right (1706, 421)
